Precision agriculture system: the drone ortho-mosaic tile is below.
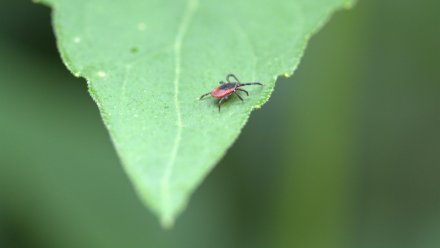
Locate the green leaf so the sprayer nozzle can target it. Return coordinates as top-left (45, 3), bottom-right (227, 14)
top-left (40, 0), bottom-right (355, 227)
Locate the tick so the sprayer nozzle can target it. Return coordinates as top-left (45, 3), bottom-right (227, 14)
top-left (200, 74), bottom-right (263, 111)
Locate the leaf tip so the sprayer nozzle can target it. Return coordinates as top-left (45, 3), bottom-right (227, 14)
top-left (160, 216), bottom-right (175, 229)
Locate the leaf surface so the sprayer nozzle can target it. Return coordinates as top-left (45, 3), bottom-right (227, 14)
top-left (40, 0), bottom-right (354, 226)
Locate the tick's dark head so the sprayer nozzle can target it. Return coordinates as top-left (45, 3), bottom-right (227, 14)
top-left (219, 82), bottom-right (237, 90)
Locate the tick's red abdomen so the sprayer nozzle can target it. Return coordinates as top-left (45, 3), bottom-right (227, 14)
top-left (210, 83), bottom-right (237, 98)
top-left (211, 87), bottom-right (234, 98)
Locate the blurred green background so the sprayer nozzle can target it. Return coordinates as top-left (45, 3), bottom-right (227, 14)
top-left (1, 0), bottom-right (439, 247)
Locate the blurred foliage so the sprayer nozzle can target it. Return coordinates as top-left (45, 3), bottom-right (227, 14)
top-left (0, 0), bottom-right (439, 248)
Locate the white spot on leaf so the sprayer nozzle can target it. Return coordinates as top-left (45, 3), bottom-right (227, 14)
top-left (137, 22), bottom-right (146, 31)
top-left (97, 71), bottom-right (106, 78)
top-left (73, 36), bottom-right (81, 43)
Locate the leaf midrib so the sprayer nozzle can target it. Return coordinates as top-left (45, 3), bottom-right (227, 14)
top-left (159, 0), bottom-right (199, 228)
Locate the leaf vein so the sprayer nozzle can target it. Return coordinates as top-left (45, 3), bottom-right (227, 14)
top-left (160, 0), bottom-right (199, 227)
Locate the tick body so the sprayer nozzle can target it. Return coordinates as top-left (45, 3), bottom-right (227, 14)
top-left (200, 74), bottom-right (262, 111)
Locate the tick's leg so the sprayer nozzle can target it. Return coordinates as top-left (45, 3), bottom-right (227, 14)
top-left (219, 81), bottom-right (226, 85)
top-left (237, 88), bottom-right (249, 96)
top-left (218, 97), bottom-right (226, 112)
top-left (239, 82), bottom-right (263, 86)
top-left (226, 74), bottom-right (241, 84)
top-left (199, 92), bottom-right (211, 100)
top-left (234, 91), bottom-right (244, 102)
